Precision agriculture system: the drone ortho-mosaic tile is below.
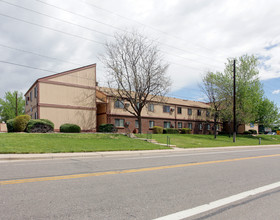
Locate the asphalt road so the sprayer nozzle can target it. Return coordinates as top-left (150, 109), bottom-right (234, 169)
top-left (1, 146), bottom-right (280, 219)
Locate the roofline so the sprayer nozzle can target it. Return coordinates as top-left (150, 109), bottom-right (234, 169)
top-left (24, 63), bottom-right (96, 96)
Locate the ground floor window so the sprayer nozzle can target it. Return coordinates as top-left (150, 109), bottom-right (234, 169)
top-left (188, 123), bottom-right (192, 129)
top-left (178, 122), bottom-right (182, 129)
top-left (149, 121), bottom-right (154, 128)
top-left (35, 112), bottom-right (38, 119)
top-left (135, 120), bottom-right (139, 128)
top-left (164, 121), bottom-right (171, 128)
top-left (207, 124), bottom-right (211, 130)
top-left (199, 123), bottom-right (203, 130)
top-left (115, 119), bottom-right (124, 127)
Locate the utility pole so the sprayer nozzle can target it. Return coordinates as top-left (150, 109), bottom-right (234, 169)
top-left (15, 91), bottom-right (18, 117)
top-left (233, 59), bottom-right (236, 142)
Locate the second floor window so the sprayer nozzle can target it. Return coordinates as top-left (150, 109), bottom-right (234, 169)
top-left (114, 100), bottom-right (124, 108)
top-left (188, 108), bottom-right (192, 115)
top-left (148, 104), bottom-right (154, 112)
top-left (197, 109), bottom-right (202, 116)
top-left (163, 105), bottom-right (170, 113)
top-left (30, 91), bottom-right (33, 102)
top-left (206, 110), bottom-right (210, 117)
top-left (177, 107), bottom-right (182, 114)
top-left (34, 86), bottom-right (38, 98)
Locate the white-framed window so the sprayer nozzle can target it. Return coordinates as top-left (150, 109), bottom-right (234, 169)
top-left (197, 109), bottom-right (202, 116)
top-left (188, 108), bottom-right (192, 115)
top-left (114, 100), bottom-right (124, 108)
top-left (30, 107), bottom-right (33, 112)
top-left (188, 123), bottom-right (192, 129)
top-left (34, 86), bottom-right (38, 98)
top-left (207, 124), bottom-right (211, 130)
top-left (135, 120), bottom-right (139, 128)
top-left (148, 104), bottom-right (154, 112)
top-left (30, 91), bottom-right (33, 102)
top-left (115, 119), bottom-right (124, 127)
top-left (35, 112), bottom-right (38, 119)
top-left (164, 121), bottom-right (171, 128)
top-left (199, 123), bottom-right (203, 130)
top-left (178, 122), bottom-right (182, 128)
top-left (177, 107), bottom-right (182, 114)
top-left (149, 121), bottom-right (154, 128)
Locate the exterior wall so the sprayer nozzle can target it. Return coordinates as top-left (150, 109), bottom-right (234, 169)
top-left (0, 123), bottom-right (7, 132)
top-left (25, 64), bottom-right (97, 131)
top-left (223, 123), bottom-right (259, 134)
top-left (25, 83), bottom-right (39, 119)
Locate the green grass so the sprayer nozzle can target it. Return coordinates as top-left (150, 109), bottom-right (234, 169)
top-left (0, 133), bottom-right (170, 154)
top-left (136, 134), bottom-right (280, 148)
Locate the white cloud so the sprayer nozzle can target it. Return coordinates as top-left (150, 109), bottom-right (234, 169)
top-left (272, 90), bottom-right (280, 95)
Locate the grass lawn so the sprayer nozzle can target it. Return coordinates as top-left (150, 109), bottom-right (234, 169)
top-left (136, 134), bottom-right (280, 148)
top-left (0, 133), bottom-right (170, 154)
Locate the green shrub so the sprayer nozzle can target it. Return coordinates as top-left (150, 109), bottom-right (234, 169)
top-left (60, 123), bottom-right (81, 133)
top-left (14, 115), bottom-right (31, 132)
top-left (6, 119), bottom-right (15, 132)
top-left (26, 119), bottom-right (54, 133)
top-left (99, 124), bottom-right (114, 132)
top-left (181, 128), bottom-right (192, 134)
top-left (153, 126), bottom-right (163, 134)
top-left (243, 131), bottom-right (251, 135)
top-left (248, 129), bottom-right (257, 134)
top-left (165, 128), bottom-right (179, 134)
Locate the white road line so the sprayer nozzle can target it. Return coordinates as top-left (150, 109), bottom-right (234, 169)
top-left (153, 181), bottom-right (280, 220)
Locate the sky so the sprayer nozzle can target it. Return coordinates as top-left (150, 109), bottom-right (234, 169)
top-left (0, 0), bottom-right (279, 107)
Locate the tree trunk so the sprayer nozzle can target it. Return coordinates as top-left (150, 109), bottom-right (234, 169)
top-left (214, 116), bottom-right (217, 139)
top-left (138, 115), bottom-right (142, 134)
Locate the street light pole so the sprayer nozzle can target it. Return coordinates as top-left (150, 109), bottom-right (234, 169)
top-left (233, 59), bottom-right (236, 142)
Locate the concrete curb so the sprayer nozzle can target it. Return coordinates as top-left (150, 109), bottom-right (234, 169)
top-left (1, 144), bottom-right (280, 161)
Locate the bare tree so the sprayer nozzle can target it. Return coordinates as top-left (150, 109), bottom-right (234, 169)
top-left (100, 31), bottom-right (171, 133)
top-left (201, 71), bottom-right (221, 138)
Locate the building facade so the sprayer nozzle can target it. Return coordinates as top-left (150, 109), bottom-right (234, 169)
top-left (96, 87), bottom-right (221, 134)
top-left (25, 64), bottom-right (97, 132)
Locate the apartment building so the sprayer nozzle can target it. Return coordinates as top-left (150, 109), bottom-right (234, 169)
top-left (96, 87), bottom-right (221, 134)
top-left (25, 64), bottom-right (97, 132)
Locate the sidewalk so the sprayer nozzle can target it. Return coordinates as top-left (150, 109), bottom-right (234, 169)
top-left (1, 144), bottom-right (280, 161)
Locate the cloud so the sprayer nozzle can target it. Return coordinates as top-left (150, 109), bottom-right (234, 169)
top-left (272, 90), bottom-right (280, 95)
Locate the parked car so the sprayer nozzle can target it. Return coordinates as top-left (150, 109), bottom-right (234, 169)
top-left (266, 132), bottom-right (276, 135)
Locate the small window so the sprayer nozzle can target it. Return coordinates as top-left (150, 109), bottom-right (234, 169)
top-left (115, 119), bottom-right (124, 127)
top-left (149, 121), bottom-right (154, 128)
top-left (188, 123), bottom-right (192, 129)
top-left (216, 124), bottom-right (219, 131)
top-left (163, 105), bottom-right (170, 113)
top-left (188, 108), bottom-right (192, 115)
top-left (206, 111), bottom-right (210, 117)
top-left (207, 124), bottom-right (211, 130)
top-left (114, 100), bottom-right (124, 108)
top-left (35, 112), bottom-right (38, 119)
top-left (26, 98), bottom-right (28, 106)
top-left (178, 122), bottom-right (182, 129)
top-left (135, 120), bottom-right (139, 128)
top-left (164, 121), bottom-right (171, 128)
top-left (199, 123), bottom-right (203, 130)
top-left (34, 86), bottom-right (38, 98)
top-left (197, 109), bottom-right (202, 116)
top-left (30, 91), bottom-right (33, 102)
top-left (31, 107), bottom-right (33, 112)
top-left (177, 107), bottom-right (182, 114)
top-left (148, 104), bottom-right (154, 112)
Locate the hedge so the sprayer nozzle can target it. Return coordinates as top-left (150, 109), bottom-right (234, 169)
top-left (165, 128), bottom-right (179, 134)
top-left (26, 119), bottom-right (54, 133)
top-left (6, 119), bottom-right (15, 133)
top-left (99, 124), bottom-right (114, 132)
top-left (60, 123), bottom-right (81, 133)
top-left (248, 129), bottom-right (257, 134)
top-left (153, 126), bottom-right (163, 134)
top-left (181, 128), bottom-right (192, 134)
top-left (243, 131), bottom-right (251, 135)
top-left (14, 115), bottom-right (31, 132)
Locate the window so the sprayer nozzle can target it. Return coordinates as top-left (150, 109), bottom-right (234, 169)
top-left (188, 123), bottom-right (192, 129)
top-left (135, 120), bottom-right (139, 128)
top-left (163, 105), bottom-right (170, 113)
top-left (188, 108), bottom-right (192, 115)
top-left (30, 91), bottom-right (33, 102)
top-left (206, 111), bottom-right (210, 117)
top-left (35, 112), bottom-right (38, 119)
top-left (216, 124), bottom-right (219, 131)
top-left (115, 119), bottom-right (124, 127)
top-left (34, 86), bottom-right (38, 98)
top-left (149, 121), bottom-right (154, 128)
top-left (114, 100), bottom-right (124, 108)
top-left (177, 107), bottom-right (182, 114)
top-left (199, 123), bottom-right (203, 130)
top-left (26, 98), bottom-right (28, 106)
top-left (178, 122), bottom-right (182, 129)
top-left (164, 121), bottom-right (171, 128)
top-left (30, 114), bottom-right (33, 119)
top-left (207, 124), bottom-right (211, 130)
top-left (197, 109), bottom-right (202, 116)
top-left (148, 104), bottom-right (154, 112)
top-left (30, 107), bottom-right (33, 112)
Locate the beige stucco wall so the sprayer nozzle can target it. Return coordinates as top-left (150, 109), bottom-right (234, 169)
top-left (40, 107), bottom-right (96, 131)
top-left (0, 123), bottom-right (7, 132)
top-left (245, 123), bottom-right (259, 133)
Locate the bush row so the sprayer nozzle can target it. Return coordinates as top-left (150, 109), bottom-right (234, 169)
top-left (152, 126), bottom-right (192, 134)
top-left (60, 123), bottom-right (81, 133)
